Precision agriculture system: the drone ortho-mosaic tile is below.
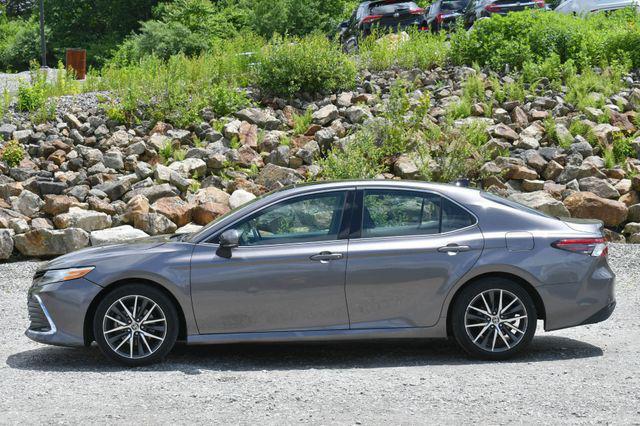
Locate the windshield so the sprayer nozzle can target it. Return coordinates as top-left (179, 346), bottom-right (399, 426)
top-left (480, 191), bottom-right (554, 218)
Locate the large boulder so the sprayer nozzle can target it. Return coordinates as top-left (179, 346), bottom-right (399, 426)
top-left (508, 191), bottom-right (570, 217)
top-left (563, 192), bottom-right (628, 226)
top-left (167, 158), bottom-right (207, 178)
top-left (123, 183), bottom-right (178, 204)
top-left (133, 213), bottom-right (177, 236)
top-left (192, 202), bottom-right (230, 225)
top-left (578, 177), bottom-right (620, 199)
top-left (89, 225), bottom-right (149, 246)
top-left (14, 228), bottom-right (89, 257)
top-left (11, 191), bottom-right (43, 217)
top-left (53, 207), bottom-right (112, 232)
top-left (188, 187), bottom-right (230, 206)
top-left (42, 194), bottom-right (79, 216)
top-left (255, 163), bottom-right (302, 191)
top-left (151, 196), bottom-right (194, 227)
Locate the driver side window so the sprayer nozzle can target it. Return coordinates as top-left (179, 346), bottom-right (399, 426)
top-left (232, 192), bottom-right (347, 246)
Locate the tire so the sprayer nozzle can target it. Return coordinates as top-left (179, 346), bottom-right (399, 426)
top-left (93, 284), bottom-right (179, 367)
top-left (451, 278), bottom-right (537, 360)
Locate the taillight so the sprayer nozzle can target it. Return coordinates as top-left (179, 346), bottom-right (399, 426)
top-left (534, 0), bottom-right (545, 7)
top-left (361, 14), bottom-right (383, 24)
top-left (436, 13), bottom-right (445, 23)
top-left (484, 3), bottom-right (501, 12)
top-left (551, 238), bottom-right (608, 257)
top-left (419, 25), bottom-right (429, 31)
top-left (410, 7), bottom-right (425, 14)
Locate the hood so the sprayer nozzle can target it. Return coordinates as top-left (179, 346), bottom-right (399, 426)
top-left (42, 235), bottom-right (172, 271)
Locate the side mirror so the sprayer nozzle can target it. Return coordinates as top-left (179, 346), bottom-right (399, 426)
top-left (219, 229), bottom-right (240, 248)
top-left (217, 229), bottom-right (240, 259)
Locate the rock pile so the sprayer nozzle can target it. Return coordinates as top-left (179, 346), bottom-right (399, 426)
top-left (0, 65), bottom-right (640, 259)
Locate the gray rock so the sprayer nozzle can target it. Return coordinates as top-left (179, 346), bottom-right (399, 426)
top-left (11, 191), bottom-right (43, 217)
top-left (168, 158), bottom-right (206, 178)
top-left (628, 204), bottom-right (640, 222)
top-left (578, 177), bottom-right (620, 199)
top-left (53, 207), bottom-right (112, 232)
top-left (312, 105), bottom-right (339, 126)
top-left (0, 124), bottom-right (17, 140)
top-left (268, 145), bottom-right (290, 167)
top-left (0, 229), bottom-right (14, 259)
top-left (344, 105), bottom-right (371, 124)
top-left (235, 108), bottom-right (280, 130)
top-left (12, 129), bottom-right (32, 143)
top-left (89, 225), bottom-right (149, 246)
top-left (96, 179), bottom-right (132, 201)
top-left (255, 163), bottom-right (302, 191)
top-left (123, 183), bottom-right (177, 204)
top-left (229, 189), bottom-right (257, 210)
top-left (508, 191), bottom-right (570, 217)
top-left (394, 155), bottom-right (419, 179)
top-left (570, 141), bottom-right (593, 158)
top-left (133, 212), bottom-right (177, 236)
top-left (103, 149), bottom-right (124, 170)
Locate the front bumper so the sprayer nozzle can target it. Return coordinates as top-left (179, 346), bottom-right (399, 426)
top-left (25, 278), bottom-right (103, 347)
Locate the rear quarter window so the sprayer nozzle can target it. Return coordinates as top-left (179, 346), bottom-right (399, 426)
top-left (370, 1), bottom-right (419, 14)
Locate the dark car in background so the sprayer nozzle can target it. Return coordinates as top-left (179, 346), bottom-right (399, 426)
top-left (425, 0), bottom-right (470, 32)
top-left (462, 0), bottom-right (546, 27)
top-left (339, 0), bottom-right (428, 52)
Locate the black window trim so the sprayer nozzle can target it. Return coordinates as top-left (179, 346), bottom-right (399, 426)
top-left (349, 186), bottom-right (478, 241)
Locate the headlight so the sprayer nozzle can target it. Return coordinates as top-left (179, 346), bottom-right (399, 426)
top-left (33, 267), bottom-right (95, 287)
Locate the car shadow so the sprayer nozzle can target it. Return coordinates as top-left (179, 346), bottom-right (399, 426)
top-left (6, 335), bottom-right (603, 374)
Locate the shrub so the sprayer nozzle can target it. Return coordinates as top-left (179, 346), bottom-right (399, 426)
top-left (450, 9), bottom-right (640, 72)
top-left (256, 34), bottom-right (356, 97)
top-left (0, 16), bottom-right (43, 71)
top-left (2, 140), bottom-right (25, 167)
top-left (16, 79), bottom-right (46, 112)
top-left (358, 28), bottom-right (449, 71)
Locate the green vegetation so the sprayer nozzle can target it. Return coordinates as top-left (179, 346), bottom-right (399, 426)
top-left (256, 34), bottom-right (356, 97)
top-left (358, 29), bottom-right (449, 71)
top-left (1, 140), bottom-right (25, 167)
top-left (293, 108), bottom-right (313, 135)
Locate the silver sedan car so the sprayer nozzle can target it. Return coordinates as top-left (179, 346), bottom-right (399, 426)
top-left (26, 180), bottom-right (616, 366)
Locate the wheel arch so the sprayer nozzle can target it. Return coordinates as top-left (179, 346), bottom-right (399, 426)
top-left (83, 278), bottom-right (188, 346)
top-left (445, 272), bottom-right (546, 337)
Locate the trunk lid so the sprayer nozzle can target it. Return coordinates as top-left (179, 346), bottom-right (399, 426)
top-left (561, 218), bottom-right (604, 236)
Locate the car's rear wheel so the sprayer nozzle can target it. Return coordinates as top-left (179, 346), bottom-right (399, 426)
top-left (451, 278), bottom-right (537, 360)
top-left (93, 284), bottom-right (178, 366)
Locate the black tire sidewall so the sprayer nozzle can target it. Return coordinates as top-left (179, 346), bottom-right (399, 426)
top-left (451, 278), bottom-right (537, 360)
top-left (93, 284), bottom-right (179, 367)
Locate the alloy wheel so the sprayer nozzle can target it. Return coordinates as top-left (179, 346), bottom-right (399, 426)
top-left (102, 295), bottom-right (167, 359)
top-left (464, 289), bottom-right (528, 353)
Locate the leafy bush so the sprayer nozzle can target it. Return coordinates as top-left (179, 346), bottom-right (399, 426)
top-left (0, 16), bottom-right (43, 71)
top-left (16, 79), bottom-right (46, 112)
top-left (256, 34), bottom-right (356, 97)
top-left (1, 140), bottom-right (25, 167)
top-left (450, 9), bottom-right (640, 72)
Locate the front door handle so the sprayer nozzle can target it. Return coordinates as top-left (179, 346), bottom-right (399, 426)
top-left (437, 244), bottom-right (471, 254)
top-left (310, 252), bottom-right (344, 262)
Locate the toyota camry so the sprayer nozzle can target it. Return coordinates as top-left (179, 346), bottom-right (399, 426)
top-left (26, 180), bottom-right (616, 366)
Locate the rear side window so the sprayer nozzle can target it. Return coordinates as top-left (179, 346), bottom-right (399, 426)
top-left (442, 198), bottom-right (476, 232)
top-left (370, 1), bottom-right (419, 14)
top-left (361, 189), bottom-right (476, 238)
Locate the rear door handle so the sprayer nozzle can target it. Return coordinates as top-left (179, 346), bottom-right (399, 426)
top-left (310, 252), bottom-right (344, 262)
top-left (437, 244), bottom-right (471, 254)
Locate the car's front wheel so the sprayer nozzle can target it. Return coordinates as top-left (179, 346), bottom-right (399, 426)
top-left (451, 278), bottom-right (537, 360)
top-left (93, 284), bottom-right (178, 366)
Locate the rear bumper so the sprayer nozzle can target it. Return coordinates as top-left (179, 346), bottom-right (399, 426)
top-left (25, 278), bottom-right (102, 347)
top-left (539, 259), bottom-right (616, 331)
top-left (579, 300), bottom-right (616, 326)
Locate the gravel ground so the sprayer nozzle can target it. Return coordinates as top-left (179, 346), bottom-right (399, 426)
top-left (0, 244), bottom-right (639, 424)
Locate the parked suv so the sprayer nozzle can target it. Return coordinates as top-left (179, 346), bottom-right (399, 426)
top-left (463, 0), bottom-right (547, 28)
top-left (339, 0), bottom-right (428, 52)
top-left (426, 0), bottom-right (470, 32)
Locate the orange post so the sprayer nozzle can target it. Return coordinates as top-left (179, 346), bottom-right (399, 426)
top-left (65, 48), bottom-right (87, 80)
